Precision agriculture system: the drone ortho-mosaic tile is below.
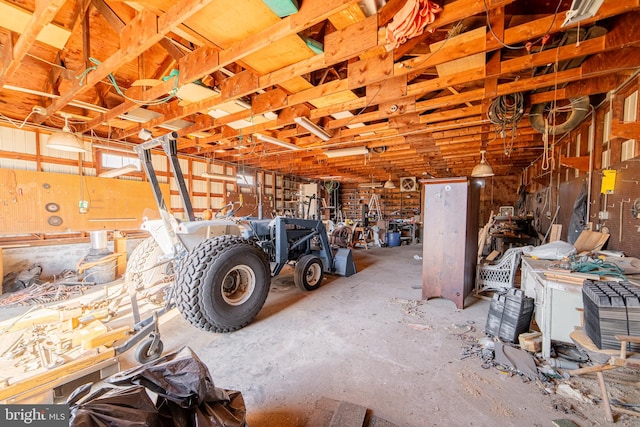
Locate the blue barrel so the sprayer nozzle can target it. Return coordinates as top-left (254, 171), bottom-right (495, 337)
top-left (387, 231), bottom-right (401, 247)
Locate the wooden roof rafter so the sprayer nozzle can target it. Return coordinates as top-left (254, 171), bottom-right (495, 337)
top-left (114, 0), bottom-right (640, 147)
top-left (0, 0), bottom-right (639, 180)
top-left (0, 0), bottom-right (68, 88)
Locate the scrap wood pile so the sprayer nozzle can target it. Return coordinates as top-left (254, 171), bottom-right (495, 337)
top-left (0, 286), bottom-right (132, 397)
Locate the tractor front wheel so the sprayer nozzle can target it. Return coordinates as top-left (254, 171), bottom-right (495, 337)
top-left (294, 254), bottom-right (324, 291)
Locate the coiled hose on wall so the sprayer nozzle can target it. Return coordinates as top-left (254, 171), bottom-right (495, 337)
top-left (528, 96), bottom-right (590, 135)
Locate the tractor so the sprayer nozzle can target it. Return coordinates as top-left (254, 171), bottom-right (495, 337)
top-left (129, 131), bottom-right (357, 334)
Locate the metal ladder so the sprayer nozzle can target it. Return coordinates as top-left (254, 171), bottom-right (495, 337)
top-left (368, 193), bottom-right (382, 222)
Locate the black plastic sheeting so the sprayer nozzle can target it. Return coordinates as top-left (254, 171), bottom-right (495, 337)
top-left (567, 182), bottom-right (588, 244)
top-left (68, 346), bottom-right (247, 427)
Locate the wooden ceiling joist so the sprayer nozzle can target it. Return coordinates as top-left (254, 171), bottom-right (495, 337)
top-left (0, 0), bottom-right (67, 88)
top-left (0, 0), bottom-right (638, 181)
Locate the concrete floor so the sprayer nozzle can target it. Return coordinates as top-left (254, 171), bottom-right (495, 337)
top-left (116, 243), bottom-right (636, 427)
top-left (2, 243), bottom-right (638, 426)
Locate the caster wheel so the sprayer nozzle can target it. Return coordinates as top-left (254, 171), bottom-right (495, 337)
top-left (135, 336), bottom-right (164, 364)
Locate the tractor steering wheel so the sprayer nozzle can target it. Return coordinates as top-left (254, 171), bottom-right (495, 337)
top-left (214, 201), bottom-right (242, 219)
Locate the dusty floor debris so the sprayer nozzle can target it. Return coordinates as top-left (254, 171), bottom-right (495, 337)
top-left (2, 244), bottom-right (640, 426)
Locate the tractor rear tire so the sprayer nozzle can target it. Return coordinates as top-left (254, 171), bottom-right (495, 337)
top-left (125, 237), bottom-right (166, 291)
top-left (175, 235), bottom-right (271, 333)
top-left (294, 254), bottom-right (324, 291)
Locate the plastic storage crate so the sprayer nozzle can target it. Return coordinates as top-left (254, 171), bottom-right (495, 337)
top-left (582, 280), bottom-right (640, 351)
top-left (486, 288), bottom-right (534, 343)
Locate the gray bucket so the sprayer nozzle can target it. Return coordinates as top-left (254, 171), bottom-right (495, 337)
top-left (82, 247), bottom-right (116, 284)
top-left (90, 230), bottom-right (109, 251)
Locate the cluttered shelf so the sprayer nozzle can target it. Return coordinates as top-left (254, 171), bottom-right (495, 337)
top-left (338, 187), bottom-right (420, 224)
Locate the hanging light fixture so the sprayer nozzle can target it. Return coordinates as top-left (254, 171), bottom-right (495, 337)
top-left (46, 113), bottom-right (87, 152)
top-left (201, 157), bottom-right (237, 182)
top-left (324, 146), bottom-right (369, 158)
top-left (384, 173), bottom-right (396, 189)
top-left (202, 171), bottom-right (237, 181)
top-left (471, 150), bottom-right (495, 177)
top-left (562, 0), bottom-right (605, 27)
top-left (294, 116), bottom-right (332, 141)
top-left (255, 133), bottom-right (301, 151)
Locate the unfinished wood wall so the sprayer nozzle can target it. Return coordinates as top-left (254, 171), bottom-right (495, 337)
top-left (339, 184), bottom-right (421, 222)
top-left (0, 169), bottom-right (169, 234)
top-left (0, 125), bottom-right (314, 240)
top-left (591, 161), bottom-right (640, 256)
top-left (478, 175), bottom-right (520, 225)
top-left (525, 73), bottom-right (640, 258)
top-left (529, 164), bottom-right (640, 259)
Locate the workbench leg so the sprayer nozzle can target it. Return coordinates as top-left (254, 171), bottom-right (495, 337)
top-left (597, 371), bottom-right (615, 423)
top-left (542, 285), bottom-right (552, 360)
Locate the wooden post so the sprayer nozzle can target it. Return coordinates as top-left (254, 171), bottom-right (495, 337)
top-left (549, 224), bottom-right (562, 242)
top-left (596, 371), bottom-right (615, 423)
top-left (114, 236), bottom-right (127, 277)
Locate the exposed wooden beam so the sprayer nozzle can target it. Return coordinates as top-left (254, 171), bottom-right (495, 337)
top-left (177, 2), bottom-right (640, 142)
top-left (611, 120), bottom-right (640, 140)
top-left (113, 0), bottom-right (510, 139)
top-left (92, 0), bottom-right (186, 60)
top-left (0, 0), bottom-right (67, 88)
top-left (82, 0), bottom-right (359, 133)
top-left (40, 0), bottom-right (216, 122)
top-left (171, 0), bottom-right (359, 91)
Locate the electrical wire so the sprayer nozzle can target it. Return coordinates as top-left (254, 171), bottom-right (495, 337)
top-left (0, 110), bottom-right (37, 129)
top-left (487, 92), bottom-right (524, 156)
top-left (538, 47), bottom-right (561, 172)
top-left (77, 57), bottom-right (179, 106)
top-left (483, 0), bottom-right (564, 50)
top-left (541, 122), bottom-right (551, 171)
top-left (487, 93), bottom-right (524, 127)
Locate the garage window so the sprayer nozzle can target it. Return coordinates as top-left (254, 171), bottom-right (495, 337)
top-left (102, 152), bottom-right (141, 169)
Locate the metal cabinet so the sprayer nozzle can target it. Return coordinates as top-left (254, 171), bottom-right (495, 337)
top-left (421, 177), bottom-right (479, 309)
